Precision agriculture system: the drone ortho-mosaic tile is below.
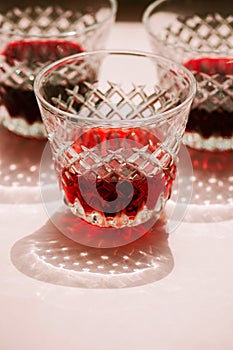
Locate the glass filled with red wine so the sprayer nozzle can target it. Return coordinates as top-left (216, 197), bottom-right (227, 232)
top-left (143, 0), bottom-right (233, 151)
top-left (0, 0), bottom-right (117, 139)
top-left (34, 50), bottom-right (195, 230)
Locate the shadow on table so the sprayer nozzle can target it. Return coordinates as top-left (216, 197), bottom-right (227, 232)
top-left (0, 125), bottom-right (47, 204)
top-left (11, 213), bottom-right (174, 289)
top-left (181, 148), bottom-right (233, 223)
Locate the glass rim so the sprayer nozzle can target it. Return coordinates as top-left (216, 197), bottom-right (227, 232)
top-left (34, 49), bottom-right (196, 125)
top-left (0, 0), bottom-right (118, 38)
top-left (142, 0), bottom-right (233, 55)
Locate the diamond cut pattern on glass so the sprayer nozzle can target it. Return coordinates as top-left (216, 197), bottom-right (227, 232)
top-left (52, 80), bottom-right (180, 120)
top-left (0, 6), bottom-right (99, 36)
top-left (0, 5), bottom-right (100, 89)
top-left (164, 13), bottom-right (233, 51)
top-left (161, 13), bottom-right (233, 113)
top-left (192, 69), bottom-right (233, 112)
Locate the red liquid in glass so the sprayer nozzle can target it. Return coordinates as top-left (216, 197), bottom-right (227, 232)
top-left (0, 40), bottom-right (84, 124)
top-left (61, 127), bottom-right (176, 227)
top-left (184, 57), bottom-right (233, 138)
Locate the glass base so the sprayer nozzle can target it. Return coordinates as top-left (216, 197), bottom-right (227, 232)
top-left (1, 109), bottom-right (47, 139)
top-left (183, 132), bottom-right (233, 151)
top-left (69, 197), bottom-right (164, 229)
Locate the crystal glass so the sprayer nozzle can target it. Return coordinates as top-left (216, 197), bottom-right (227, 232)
top-left (143, 0), bottom-right (233, 151)
top-left (0, 0), bottom-right (117, 139)
top-left (34, 50), bottom-right (195, 229)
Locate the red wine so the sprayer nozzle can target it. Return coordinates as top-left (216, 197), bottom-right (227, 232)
top-left (0, 40), bottom-right (84, 125)
top-left (61, 127), bottom-right (176, 228)
top-left (2, 40), bottom-right (84, 66)
top-left (184, 57), bottom-right (233, 139)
